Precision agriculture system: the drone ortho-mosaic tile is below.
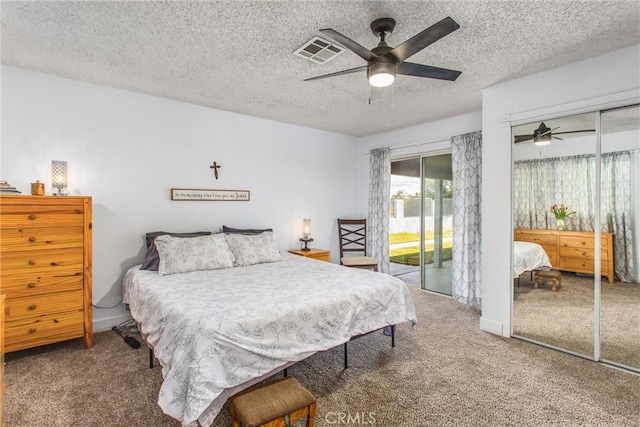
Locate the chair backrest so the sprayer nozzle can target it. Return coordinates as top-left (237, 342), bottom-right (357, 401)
top-left (337, 219), bottom-right (369, 259)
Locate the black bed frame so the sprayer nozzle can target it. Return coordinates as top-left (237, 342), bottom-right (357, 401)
top-left (147, 324), bottom-right (396, 370)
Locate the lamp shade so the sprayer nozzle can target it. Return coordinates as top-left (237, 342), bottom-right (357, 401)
top-left (51, 160), bottom-right (68, 193)
top-left (302, 218), bottom-right (311, 237)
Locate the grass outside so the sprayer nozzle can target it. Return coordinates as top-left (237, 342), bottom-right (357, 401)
top-left (389, 231), bottom-right (454, 266)
top-left (390, 247), bottom-right (453, 266)
top-left (389, 231), bottom-right (453, 244)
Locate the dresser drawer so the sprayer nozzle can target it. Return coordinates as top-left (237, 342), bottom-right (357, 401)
top-left (0, 247), bottom-right (83, 272)
top-left (540, 244), bottom-right (557, 257)
top-left (559, 246), bottom-right (609, 261)
top-left (559, 235), bottom-right (609, 250)
top-left (4, 290), bottom-right (84, 321)
top-left (4, 310), bottom-right (84, 353)
top-left (0, 226), bottom-right (84, 252)
top-left (515, 232), bottom-right (556, 246)
top-left (0, 270), bottom-right (83, 298)
top-left (558, 258), bottom-right (608, 272)
top-left (0, 205), bottom-right (84, 228)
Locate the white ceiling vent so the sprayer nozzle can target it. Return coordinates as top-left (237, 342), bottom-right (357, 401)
top-left (293, 36), bottom-right (344, 64)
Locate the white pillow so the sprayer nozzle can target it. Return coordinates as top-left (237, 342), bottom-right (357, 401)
top-left (224, 231), bottom-right (284, 266)
top-left (155, 234), bottom-right (235, 276)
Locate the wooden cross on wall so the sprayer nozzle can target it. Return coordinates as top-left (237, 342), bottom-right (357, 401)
top-left (210, 161), bottom-right (221, 180)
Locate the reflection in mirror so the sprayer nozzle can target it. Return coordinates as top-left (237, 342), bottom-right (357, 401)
top-left (512, 112), bottom-right (597, 357)
top-left (600, 104), bottom-right (640, 372)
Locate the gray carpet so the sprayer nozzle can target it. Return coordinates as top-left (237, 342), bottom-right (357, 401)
top-left (514, 272), bottom-right (640, 368)
top-left (5, 287), bottom-right (640, 426)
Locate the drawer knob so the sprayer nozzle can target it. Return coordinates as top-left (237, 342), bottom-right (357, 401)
top-left (28, 214), bottom-right (37, 220)
top-left (29, 328), bottom-right (36, 333)
top-left (27, 283), bottom-right (36, 288)
top-left (28, 304), bottom-right (36, 310)
top-left (29, 236), bottom-right (37, 243)
top-left (28, 259), bottom-right (36, 265)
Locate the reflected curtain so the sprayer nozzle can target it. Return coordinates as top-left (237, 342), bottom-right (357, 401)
top-left (451, 131), bottom-right (482, 307)
top-left (514, 152), bottom-right (635, 282)
top-left (368, 147), bottom-right (391, 274)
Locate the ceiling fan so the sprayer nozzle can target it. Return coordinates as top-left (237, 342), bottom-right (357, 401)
top-left (514, 122), bottom-right (596, 145)
top-left (304, 16), bottom-right (462, 88)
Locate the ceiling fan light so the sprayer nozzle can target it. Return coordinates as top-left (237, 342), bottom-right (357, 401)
top-left (533, 134), bottom-right (551, 146)
top-left (368, 62), bottom-right (396, 87)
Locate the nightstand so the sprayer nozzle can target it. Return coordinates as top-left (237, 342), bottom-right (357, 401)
top-left (289, 248), bottom-right (330, 262)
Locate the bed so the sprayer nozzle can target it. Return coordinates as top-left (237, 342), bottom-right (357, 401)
top-left (513, 241), bottom-right (552, 278)
top-left (123, 252), bottom-right (417, 426)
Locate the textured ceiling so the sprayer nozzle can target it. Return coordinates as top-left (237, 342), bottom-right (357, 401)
top-left (2, 1), bottom-right (639, 137)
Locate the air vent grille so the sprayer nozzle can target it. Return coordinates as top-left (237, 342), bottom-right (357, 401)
top-left (293, 36), bottom-right (344, 64)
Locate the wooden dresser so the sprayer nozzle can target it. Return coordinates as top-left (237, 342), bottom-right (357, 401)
top-left (0, 196), bottom-right (93, 352)
top-left (289, 248), bottom-right (330, 262)
top-left (514, 229), bottom-right (614, 284)
top-left (1, 295), bottom-right (5, 426)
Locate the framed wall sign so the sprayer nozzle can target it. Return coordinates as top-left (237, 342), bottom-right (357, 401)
top-left (171, 188), bottom-right (250, 201)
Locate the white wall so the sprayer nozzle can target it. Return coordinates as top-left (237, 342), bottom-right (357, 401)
top-left (481, 44), bottom-right (640, 337)
top-left (356, 111), bottom-right (482, 214)
top-left (1, 66), bottom-right (359, 330)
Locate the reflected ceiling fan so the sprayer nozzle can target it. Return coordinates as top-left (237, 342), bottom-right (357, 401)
top-left (304, 17), bottom-right (462, 88)
top-left (514, 122), bottom-right (596, 145)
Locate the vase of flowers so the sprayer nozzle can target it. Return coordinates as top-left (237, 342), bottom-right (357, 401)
top-left (550, 204), bottom-right (575, 230)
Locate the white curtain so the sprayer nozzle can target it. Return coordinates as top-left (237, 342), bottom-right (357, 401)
top-left (451, 131), bottom-right (482, 307)
top-left (368, 147), bottom-right (391, 274)
top-left (514, 152), bottom-right (635, 282)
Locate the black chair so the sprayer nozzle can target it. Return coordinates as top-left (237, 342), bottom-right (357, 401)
top-left (337, 219), bottom-right (379, 272)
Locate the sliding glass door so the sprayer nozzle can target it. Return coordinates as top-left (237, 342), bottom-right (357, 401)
top-left (421, 154), bottom-right (453, 295)
top-left (389, 153), bottom-right (453, 296)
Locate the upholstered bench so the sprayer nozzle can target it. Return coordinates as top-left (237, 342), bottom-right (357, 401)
top-left (230, 377), bottom-right (317, 427)
top-left (534, 270), bottom-right (562, 291)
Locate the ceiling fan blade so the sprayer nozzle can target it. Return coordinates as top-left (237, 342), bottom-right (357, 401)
top-left (397, 62), bottom-right (461, 81)
top-left (514, 135), bottom-right (534, 143)
top-left (304, 65), bottom-right (368, 82)
top-left (320, 29), bottom-right (379, 62)
top-left (553, 129), bottom-right (596, 135)
top-left (389, 17), bottom-right (460, 62)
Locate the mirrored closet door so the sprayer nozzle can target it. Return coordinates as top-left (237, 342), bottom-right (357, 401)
top-left (512, 112), bottom-right (597, 358)
top-left (599, 105), bottom-right (640, 371)
top-left (511, 104), bottom-right (640, 373)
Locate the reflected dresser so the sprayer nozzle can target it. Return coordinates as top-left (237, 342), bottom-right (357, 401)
top-left (514, 228), bottom-right (614, 284)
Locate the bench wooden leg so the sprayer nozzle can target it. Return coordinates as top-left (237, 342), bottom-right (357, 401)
top-left (307, 402), bottom-right (317, 427)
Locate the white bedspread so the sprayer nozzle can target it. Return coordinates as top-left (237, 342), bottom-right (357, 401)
top-left (513, 241), bottom-right (551, 278)
top-left (123, 254), bottom-right (417, 426)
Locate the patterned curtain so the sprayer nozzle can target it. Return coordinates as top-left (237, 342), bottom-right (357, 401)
top-left (451, 131), bottom-right (482, 307)
top-left (514, 152), bottom-right (635, 282)
top-left (368, 147), bottom-right (391, 274)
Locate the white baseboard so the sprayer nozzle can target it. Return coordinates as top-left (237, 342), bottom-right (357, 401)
top-left (479, 317), bottom-right (505, 336)
top-left (93, 313), bottom-right (132, 333)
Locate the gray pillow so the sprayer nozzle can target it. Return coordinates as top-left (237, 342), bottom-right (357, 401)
top-left (222, 225), bottom-right (273, 235)
top-left (155, 234), bottom-right (235, 276)
top-left (140, 231), bottom-right (211, 271)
